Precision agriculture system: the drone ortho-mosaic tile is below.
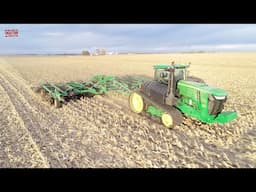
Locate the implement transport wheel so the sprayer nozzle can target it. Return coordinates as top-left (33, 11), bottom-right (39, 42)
top-left (161, 113), bottom-right (174, 128)
top-left (129, 92), bottom-right (144, 113)
top-left (40, 88), bottom-right (47, 97)
top-left (54, 99), bottom-right (62, 108)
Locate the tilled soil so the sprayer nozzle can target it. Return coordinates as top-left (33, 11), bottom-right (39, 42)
top-left (0, 55), bottom-right (255, 168)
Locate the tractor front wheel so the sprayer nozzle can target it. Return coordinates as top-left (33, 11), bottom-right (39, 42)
top-left (161, 113), bottom-right (174, 128)
top-left (129, 92), bottom-right (144, 113)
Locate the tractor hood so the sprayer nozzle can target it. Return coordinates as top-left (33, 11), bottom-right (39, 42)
top-left (179, 80), bottom-right (228, 97)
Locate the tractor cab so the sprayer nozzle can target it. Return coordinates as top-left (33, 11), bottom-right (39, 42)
top-left (153, 63), bottom-right (189, 97)
top-left (154, 63), bottom-right (189, 85)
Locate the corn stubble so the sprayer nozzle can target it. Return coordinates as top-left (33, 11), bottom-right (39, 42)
top-left (0, 53), bottom-right (255, 168)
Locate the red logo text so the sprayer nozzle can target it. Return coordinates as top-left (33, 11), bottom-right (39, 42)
top-left (5, 29), bottom-right (19, 37)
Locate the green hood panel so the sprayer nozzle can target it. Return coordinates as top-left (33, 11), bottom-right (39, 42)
top-left (178, 80), bottom-right (228, 96)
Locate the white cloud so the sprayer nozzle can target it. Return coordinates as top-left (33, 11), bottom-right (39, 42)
top-left (43, 32), bottom-right (64, 36)
top-left (170, 43), bottom-right (256, 52)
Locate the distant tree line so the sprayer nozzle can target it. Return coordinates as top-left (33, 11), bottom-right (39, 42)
top-left (81, 48), bottom-right (107, 56)
top-left (81, 50), bottom-right (90, 56)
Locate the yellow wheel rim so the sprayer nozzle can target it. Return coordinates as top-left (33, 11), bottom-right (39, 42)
top-left (129, 92), bottom-right (144, 113)
top-left (161, 113), bottom-right (173, 128)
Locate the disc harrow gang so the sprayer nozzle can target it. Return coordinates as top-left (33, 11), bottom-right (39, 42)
top-left (34, 75), bottom-right (149, 108)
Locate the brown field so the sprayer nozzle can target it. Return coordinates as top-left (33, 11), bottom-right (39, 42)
top-left (0, 53), bottom-right (255, 168)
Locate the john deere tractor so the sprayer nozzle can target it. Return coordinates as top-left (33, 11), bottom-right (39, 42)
top-left (129, 63), bottom-right (237, 128)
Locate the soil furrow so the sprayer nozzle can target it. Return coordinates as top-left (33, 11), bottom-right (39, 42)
top-left (0, 84), bottom-right (49, 167)
top-left (0, 72), bottom-right (81, 167)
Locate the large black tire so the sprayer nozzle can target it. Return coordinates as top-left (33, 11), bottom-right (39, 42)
top-left (187, 76), bottom-right (205, 83)
top-left (134, 91), bottom-right (184, 128)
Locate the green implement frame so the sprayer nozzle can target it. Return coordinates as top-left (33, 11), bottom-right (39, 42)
top-left (36, 75), bottom-right (149, 108)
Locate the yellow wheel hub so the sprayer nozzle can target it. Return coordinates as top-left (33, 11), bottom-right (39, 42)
top-left (129, 92), bottom-right (144, 113)
top-left (161, 113), bottom-right (173, 128)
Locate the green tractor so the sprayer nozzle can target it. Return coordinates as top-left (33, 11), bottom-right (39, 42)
top-left (129, 63), bottom-right (237, 128)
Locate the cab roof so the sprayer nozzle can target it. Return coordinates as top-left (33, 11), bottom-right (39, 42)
top-left (153, 64), bottom-right (189, 70)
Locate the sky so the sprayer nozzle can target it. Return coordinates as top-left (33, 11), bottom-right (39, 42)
top-left (1, 24), bottom-right (256, 54)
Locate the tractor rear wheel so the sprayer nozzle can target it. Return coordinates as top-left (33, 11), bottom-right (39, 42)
top-left (161, 113), bottom-right (174, 128)
top-left (129, 92), bottom-right (144, 113)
